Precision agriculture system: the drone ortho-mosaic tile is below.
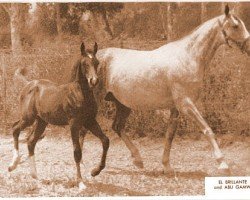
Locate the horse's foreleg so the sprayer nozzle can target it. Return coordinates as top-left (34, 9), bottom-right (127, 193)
top-left (27, 118), bottom-right (47, 179)
top-left (70, 121), bottom-right (86, 191)
top-left (178, 97), bottom-right (230, 174)
top-left (114, 102), bottom-right (143, 169)
top-left (162, 107), bottom-right (179, 175)
top-left (85, 119), bottom-right (109, 177)
top-left (8, 120), bottom-right (29, 172)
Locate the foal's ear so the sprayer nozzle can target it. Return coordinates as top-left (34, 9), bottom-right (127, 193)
top-left (81, 42), bottom-right (86, 56)
top-left (93, 42), bottom-right (98, 55)
top-left (225, 4), bottom-right (230, 17)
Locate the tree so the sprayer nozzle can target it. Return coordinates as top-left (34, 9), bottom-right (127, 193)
top-left (201, 2), bottom-right (207, 23)
top-left (167, 2), bottom-right (173, 41)
top-left (69, 3), bottom-right (123, 39)
top-left (0, 3), bottom-right (28, 55)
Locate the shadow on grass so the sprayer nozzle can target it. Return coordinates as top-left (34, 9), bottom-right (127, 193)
top-left (106, 167), bottom-right (208, 180)
top-left (41, 178), bottom-right (149, 196)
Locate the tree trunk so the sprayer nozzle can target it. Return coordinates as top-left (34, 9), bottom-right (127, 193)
top-left (101, 10), bottom-right (113, 39)
top-left (56, 4), bottom-right (63, 39)
top-left (201, 2), bottom-right (207, 23)
top-left (167, 3), bottom-right (173, 42)
top-left (159, 3), bottom-right (167, 39)
top-left (10, 3), bottom-right (23, 55)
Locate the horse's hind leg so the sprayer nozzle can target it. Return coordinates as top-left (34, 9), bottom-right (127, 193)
top-left (162, 107), bottom-right (179, 175)
top-left (105, 92), bottom-right (143, 169)
top-left (85, 119), bottom-right (109, 177)
top-left (27, 118), bottom-right (47, 179)
top-left (8, 120), bottom-right (30, 172)
top-left (177, 97), bottom-right (230, 174)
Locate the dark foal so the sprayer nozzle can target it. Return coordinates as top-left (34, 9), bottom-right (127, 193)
top-left (8, 42), bottom-right (109, 191)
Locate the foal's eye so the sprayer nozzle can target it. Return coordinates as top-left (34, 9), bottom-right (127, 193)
top-left (233, 25), bottom-right (239, 29)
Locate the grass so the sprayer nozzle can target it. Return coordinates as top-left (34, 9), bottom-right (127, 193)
top-left (0, 121), bottom-right (249, 197)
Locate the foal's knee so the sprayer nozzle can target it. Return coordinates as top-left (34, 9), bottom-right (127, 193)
top-left (74, 148), bottom-right (82, 163)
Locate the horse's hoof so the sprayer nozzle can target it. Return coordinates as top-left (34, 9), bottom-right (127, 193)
top-left (79, 182), bottom-right (87, 192)
top-left (133, 159), bottom-right (144, 169)
top-left (91, 167), bottom-right (101, 177)
top-left (217, 162), bottom-right (231, 176)
top-left (217, 168), bottom-right (231, 176)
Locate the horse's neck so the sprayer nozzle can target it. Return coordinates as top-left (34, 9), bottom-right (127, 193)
top-left (186, 16), bottom-right (225, 67)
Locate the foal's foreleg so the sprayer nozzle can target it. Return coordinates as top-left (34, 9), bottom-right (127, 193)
top-left (178, 97), bottom-right (230, 173)
top-left (85, 119), bottom-right (109, 177)
top-left (79, 127), bottom-right (87, 163)
top-left (70, 122), bottom-right (86, 191)
top-left (27, 118), bottom-right (47, 179)
top-left (162, 107), bottom-right (179, 175)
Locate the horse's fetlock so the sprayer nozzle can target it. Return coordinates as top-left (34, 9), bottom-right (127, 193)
top-left (203, 128), bottom-right (214, 136)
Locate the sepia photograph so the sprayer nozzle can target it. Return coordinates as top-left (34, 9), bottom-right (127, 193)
top-left (0, 1), bottom-right (249, 198)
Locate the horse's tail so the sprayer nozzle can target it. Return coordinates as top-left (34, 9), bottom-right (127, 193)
top-left (14, 66), bottom-right (29, 87)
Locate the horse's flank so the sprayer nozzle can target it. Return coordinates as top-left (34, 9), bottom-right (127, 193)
top-left (97, 15), bottom-right (227, 110)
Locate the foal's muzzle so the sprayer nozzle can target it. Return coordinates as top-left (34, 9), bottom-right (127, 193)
top-left (88, 77), bottom-right (99, 88)
top-left (242, 37), bottom-right (250, 56)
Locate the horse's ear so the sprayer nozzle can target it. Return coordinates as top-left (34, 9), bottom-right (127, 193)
top-left (225, 4), bottom-right (230, 17)
top-left (81, 42), bottom-right (86, 56)
top-left (93, 42), bottom-right (98, 55)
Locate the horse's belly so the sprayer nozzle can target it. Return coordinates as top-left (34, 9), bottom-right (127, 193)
top-left (110, 83), bottom-right (174, 110)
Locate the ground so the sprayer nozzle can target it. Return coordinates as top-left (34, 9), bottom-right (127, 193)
top-left (0, 119), bottom-right (249, 197)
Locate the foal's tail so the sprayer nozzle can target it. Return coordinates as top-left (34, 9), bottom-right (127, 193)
top-left (14, 66), bottom-right (29, 87)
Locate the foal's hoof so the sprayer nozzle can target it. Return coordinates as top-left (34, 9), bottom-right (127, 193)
top-left (133, 159), bottom-right (144, 169)
top-left (79, 182), bottom-right (87, 192)
top-left (8, 157), bottom-right (20, 172)
top-left (163, 166), bottom-right (175, 177)
top-left (91, 167), bottom-right (102, 177)
top-left (31, 173), bottom-right (38, 179)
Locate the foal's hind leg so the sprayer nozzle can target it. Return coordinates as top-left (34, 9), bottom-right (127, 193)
top-left (8, 120), bottom-right (30, 172)
top-left (105, 92), bottom-right (143, 168)
top-left (162, 107), bottom-right (179, 175)
top-left (27, 118), bottom-right (47, 178)
top-left (177, 97), bottom-right (230, 174)
top-left (84, 119), bottom-right (109, 177)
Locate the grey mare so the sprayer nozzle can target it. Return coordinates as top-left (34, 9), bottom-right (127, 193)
top-left (93, 5), bottom-right (250, 174)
